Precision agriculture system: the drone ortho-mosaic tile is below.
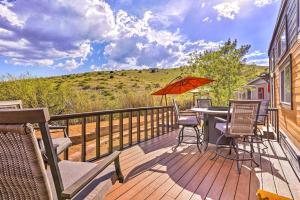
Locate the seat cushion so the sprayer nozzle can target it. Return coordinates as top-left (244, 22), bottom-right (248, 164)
top-left (178, 116), bottom-right (199, 126)
top-left (215, 123), bottom-right (230, 133)
top-left (41, 137), bottom-right (72, 155)
top-left (47, 160), bottom-right (116, 200)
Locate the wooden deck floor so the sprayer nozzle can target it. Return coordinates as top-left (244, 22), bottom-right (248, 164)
top-left (105, 129), bottom-right (300, 200)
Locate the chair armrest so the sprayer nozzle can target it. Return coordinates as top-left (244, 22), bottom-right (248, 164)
top-left (62, 151), bottom-right (124, 199)
top-left (48, 125), bottom-right (67, 130)
top-left (179, 111), bottom-right (197, 116)
top-left (214, 117), bottom-right (227, 123)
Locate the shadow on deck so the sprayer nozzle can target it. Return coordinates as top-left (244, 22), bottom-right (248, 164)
top-left (105, 129), bottom-right (300, 200)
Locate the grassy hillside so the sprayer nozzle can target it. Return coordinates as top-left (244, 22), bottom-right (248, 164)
top-left (0, 66), bottom-right (266, 115)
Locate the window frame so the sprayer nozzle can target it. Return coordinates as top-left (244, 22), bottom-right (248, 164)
top-left (279, 55), bottom-right (292, 108)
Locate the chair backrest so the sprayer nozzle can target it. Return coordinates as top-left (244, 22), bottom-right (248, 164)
top-left (226, 100), bottom-right (261, 137)
top-left (172, 99), bottom-right (180, 121)
top-left (196, 99), bottom-right (212, 108)
top-left (0, 100), bottom-right (23, 110)
top-left (0, 109), bottom-right (64, 200)
top-left (257, 100), bottom-right (270, 123)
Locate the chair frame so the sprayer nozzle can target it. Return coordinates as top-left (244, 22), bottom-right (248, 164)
top-left (173, 99), bottom-right (203, 151)
top-left (211, 100), bottom-right (261, 173)
top-left (196, 98), bottom-right (212, 108)
top-left (0, 108), bottom-right (124, 200)
top-left (0, 100), bottom-right (71, 158)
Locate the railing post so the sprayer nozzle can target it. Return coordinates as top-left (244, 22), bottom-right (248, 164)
top-left (81, 117), bottom-right (86, 162)
top-left (119, 112), bottom-right (123, 150)
top-left (170, 106), bottom-right (174, 131)
top-left (96, 116), bottom-right (101, 158)
top-left (129, 111), bottom-right (133, 146)
top-left (109, 113), bottom-right (113, 154)
top-left (166, 107), bottom-right (170, 133)
top-left (156, 108), bottom-right (160, 136)
top-left (150, 109), bottom-right (154, 138)
top-left (64, 119), bottom-right (69, 160)
top-left (162, 107), bottom-right (165, 134)
top-left (137, 111), bottom-right (141, 143)
top-left (144, 109), bottom-right (148, 141)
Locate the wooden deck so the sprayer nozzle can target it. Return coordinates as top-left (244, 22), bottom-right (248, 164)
top-left (105, 129), bottom-right (300, 200)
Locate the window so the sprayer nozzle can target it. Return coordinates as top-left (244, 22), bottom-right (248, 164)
top-left (276, 26), bottom-right (287, 59)
top-left (247, 89), bottom-right (251, 100)
top-left (280, 60), bottom-right (292, 105)
top-left (258, 87), bottom-right (265, 100)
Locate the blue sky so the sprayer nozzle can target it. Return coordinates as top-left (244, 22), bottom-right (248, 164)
top-left (0, 0), bottom-right (280, 77)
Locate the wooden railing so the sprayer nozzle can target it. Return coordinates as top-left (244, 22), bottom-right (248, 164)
top-left (50, 105), bottom-right (176, 162)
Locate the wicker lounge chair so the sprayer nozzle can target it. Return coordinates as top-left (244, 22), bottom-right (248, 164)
top-left (211, 100), bottom-right (261, 173)
top-left (0, 100), bottom-right (72, 157)
top-left (173, 99), bottom-right (203, 151)
top-left (0, 108), bottom-right (124, 200)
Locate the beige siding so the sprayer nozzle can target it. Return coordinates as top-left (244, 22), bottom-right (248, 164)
top-left (274, 42), bottom-right (300, 150)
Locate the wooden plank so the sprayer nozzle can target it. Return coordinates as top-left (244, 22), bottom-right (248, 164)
top-left (108, 113), bottom-right (113, 154)
top-left (234, 146), bottom-right (252, 200)
top-left (129, 111), bottom-right (132, 146)
top-left (119, 112), bottom-right (124, 150)
top-left (108, 145), bottom-right (194, 200)
top-left (137, 111), bottom-right (141, 142)
top-left (175, 153), bottom-right (218, 200)
top-left (271, 141), bottom-right (300, 199)
top-left (129, 146), bottom-right (198, 200)
top-left (162, 151), bottom-right (212, 199)
top-left (189, 157), bottom-right (226, 200)
top-left (206, 158), bottom-right (233, 200)
top-left (145, 150), bottom-right (207, 200)
top-left (96, 116), bottom-right (100, 158)
top-left (81, 117), bottom-right (87, 161)
top-left (265, 140), bottom-right (292, 199)
top-left (150, 109), bottom-right (154, 138)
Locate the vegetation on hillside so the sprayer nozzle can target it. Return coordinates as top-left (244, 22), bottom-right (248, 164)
top-left (0, 39), bottom-right (267, 115)
top-left (185, 39), bottom-right (266, 106)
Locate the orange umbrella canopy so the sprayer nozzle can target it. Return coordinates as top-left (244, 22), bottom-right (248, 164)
top-left (151, 76), bottom-right (214, 95)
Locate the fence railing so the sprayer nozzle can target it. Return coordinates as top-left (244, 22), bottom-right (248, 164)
top-left (50, 105), bottom-right (176, 162)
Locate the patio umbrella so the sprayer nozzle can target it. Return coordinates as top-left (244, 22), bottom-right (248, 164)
top-left (151, 76), bottom-right (214, 105)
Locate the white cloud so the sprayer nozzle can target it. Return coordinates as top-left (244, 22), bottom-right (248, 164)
top-left (246, 58), bottom-right (269, 66)
top-left (101, 10), bottom-right (222, 70)
top-left (254, 0), bottom-right (277, 7)
top-left (244, 50), bottom-right (266, 59)
top-left (203, 17), bottom-right (212, 23)
top-left (0, 0), bottom-right (115, 69)
top-left (213, 1), bottom-right (240, 20)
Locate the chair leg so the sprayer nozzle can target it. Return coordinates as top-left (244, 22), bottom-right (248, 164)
top-left (232, 139), bottom-right (241, 174)
top-left (114, 156), bottom-right (124, 183)
top-left (210, 133), bottom-right (225, 160)
top-left (228, 139), bottom-right (233, 155)
top-left (250, 138), bottom-right (259, 167)
top-left (194, 126), bottom-right (201, 152)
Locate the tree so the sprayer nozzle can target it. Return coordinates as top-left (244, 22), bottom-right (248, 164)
top-left (186, 39), bottom-right (262, 105)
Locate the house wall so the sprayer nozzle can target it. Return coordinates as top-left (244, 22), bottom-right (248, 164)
top-left (269, 0), bottom-right (300, 175)
top-left (272, 43), bottom-right (300, 149)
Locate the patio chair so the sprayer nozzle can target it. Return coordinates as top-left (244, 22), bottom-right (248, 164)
top-left (0, 100), bottom-right (72, 158)
top-left (249, 100), bottom-right (270, 148)
top-left (173, 99), bottom-right (202, 152)
top-left (0, 108), bottom-right (124, 200)
top-left (211, 100), bottom-right (261, 173)
top-left (196, 98), bottom-right (212, 132)
top-left (196, 98), bottom-right (212, 108)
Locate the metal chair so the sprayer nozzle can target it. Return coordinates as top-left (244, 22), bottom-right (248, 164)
top-left (196, 98), bottom-right (212, 132)
top-left (173, 99), bottom-right (203, 152)
top-left (196, 98), bottom-right (212, 108)
top-left (0, 100), bottom-right (72, 158)
top-left (211, 100), bottom-right (261, 173)
top-left (0, 108), bottom-right (124, 200)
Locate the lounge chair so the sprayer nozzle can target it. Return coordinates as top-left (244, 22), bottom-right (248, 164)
top-left (0, 108), bottom-right (124, 200)
top-left (0, 100), bottom-right (72, 158)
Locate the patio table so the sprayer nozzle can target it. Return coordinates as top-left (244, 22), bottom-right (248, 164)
top-left (191, 107), bottom-right (231, 150)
